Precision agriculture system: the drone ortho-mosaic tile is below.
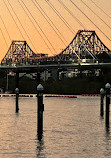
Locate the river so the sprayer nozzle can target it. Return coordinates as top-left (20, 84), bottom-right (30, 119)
top-left (0, 95), bottom-right (111, 158)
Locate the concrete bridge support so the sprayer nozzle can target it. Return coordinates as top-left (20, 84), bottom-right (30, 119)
top-left (51, 69), bottom-right (59, 80)
top-left (16, 70), bottom-right (19, 89)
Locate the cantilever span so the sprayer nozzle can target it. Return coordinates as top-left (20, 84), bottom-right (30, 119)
top-left (1, 30), bottom-right (111, 66)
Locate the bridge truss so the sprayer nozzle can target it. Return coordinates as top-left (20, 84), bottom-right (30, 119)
top-left (1, 30), bottom-right (111, 66)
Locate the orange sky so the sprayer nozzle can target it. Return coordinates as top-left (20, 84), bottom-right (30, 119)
top-left (0, 0), bottom-right (111, 62)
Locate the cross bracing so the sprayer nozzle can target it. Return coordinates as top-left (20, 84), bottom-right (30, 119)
top-left (1, 30), bottom-right (111, 66)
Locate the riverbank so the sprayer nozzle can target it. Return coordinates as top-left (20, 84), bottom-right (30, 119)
top-left (44, 78), bottom-right (106, 94)
top-left (0, 76), bottom-right (108, 94)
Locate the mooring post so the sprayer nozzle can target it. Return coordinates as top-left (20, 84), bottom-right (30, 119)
top-left (100, 88), bottom-right (105, 117)
top-left (105, 83), bottom-right (110, 126)
top-left (37, 84), bottom-right (44, 138)
top-left (15, 88), bottom-right (19, 113)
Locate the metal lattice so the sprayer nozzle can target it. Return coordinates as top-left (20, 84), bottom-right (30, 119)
top-left (54, 30), bottom-right (111, 62)
top-left (1, 40), bottom-right (47, 65)
top-left (1, 30), bottom-right (111, 65)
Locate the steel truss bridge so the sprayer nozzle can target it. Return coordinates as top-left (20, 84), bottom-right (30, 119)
top-left (1, 30), bottom-right (111, 66)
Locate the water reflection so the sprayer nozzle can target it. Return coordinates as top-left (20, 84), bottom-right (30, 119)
top-left (100, 115), bottom-right (104, 120)
top-left (105, 123), bottom-right (110, 136)
top-left (36, 134), bottom-right (45, 158)
top-left (1, 96), bottom-right (111, 157)
top-left (15, 112), bottom-right (19, 117)
top-left (37, 131), bottom-right (43, 141)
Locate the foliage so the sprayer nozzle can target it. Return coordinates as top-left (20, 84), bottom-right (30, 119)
top-left (0, 69), bottom-right (111, 94)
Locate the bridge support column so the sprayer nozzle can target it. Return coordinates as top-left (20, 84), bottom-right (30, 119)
top-left (16, 70), bottom-right (19, 89)
top-left (37, 71), bottom-right (41, 84)
top-left (51, 69), bottom-right (59, 80)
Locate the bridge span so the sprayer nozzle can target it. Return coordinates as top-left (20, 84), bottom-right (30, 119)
top-left (1, 30), bottom-right (111, 66)
top-left (0, 30), bottom-right (111, 88)
top-left (0, 62), bottom-right (111, 71)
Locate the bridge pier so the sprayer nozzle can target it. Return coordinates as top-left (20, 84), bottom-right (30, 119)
top-left (51, 69), bottom-right (59, 80)
top-left (16, 70), bottom-right (19, 89)
top-left (37, 71), bottom-right (41, 84)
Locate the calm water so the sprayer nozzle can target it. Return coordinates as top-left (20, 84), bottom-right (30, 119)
top-left (0, 95), bottom-right (111, 158)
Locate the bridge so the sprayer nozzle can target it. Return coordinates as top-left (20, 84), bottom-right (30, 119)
top-left (1, 30), bottom-right (111, 66)
top-left (0, 30), bottom-right (111, 88)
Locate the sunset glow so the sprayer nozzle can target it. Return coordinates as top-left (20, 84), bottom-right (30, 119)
top-left (0, 0), bottom-right (111, 61)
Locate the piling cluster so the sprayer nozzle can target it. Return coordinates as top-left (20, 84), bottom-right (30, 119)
top-left (5, 82), bottom-right (111, 140)
top-left (14, 84), bottom-right (44, 140)
top-left (100, 83), bottom-right (110, 128)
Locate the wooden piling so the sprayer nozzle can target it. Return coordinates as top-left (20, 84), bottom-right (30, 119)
top-left (15, 88), bottom-right (19, 113)
top-left (100, 88), bottom-right (105, 117)
top-left (105, 83), bottom-right (110, 126)
top-left (37, 84), bottom-right (44, 139)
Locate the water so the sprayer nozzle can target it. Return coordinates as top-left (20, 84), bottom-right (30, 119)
top-left (0, 96), bottom-right (111, 158)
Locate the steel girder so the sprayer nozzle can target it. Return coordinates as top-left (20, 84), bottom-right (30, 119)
top-left (1, 30), bottom-right (111, 65)
top-left (54, 30), bottom-right (111, 62)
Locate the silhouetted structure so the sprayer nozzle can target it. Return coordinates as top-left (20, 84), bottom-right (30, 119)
top-left (1, 30), bottom-right (111, 66)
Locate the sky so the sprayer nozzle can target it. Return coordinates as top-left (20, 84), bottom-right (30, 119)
top-left (0, 0), bottom-right (111, 62)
